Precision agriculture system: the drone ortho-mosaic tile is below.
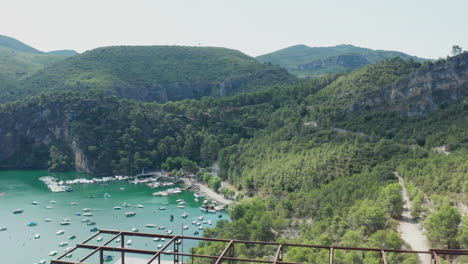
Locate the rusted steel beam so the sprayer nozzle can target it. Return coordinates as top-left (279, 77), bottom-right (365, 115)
top-left (431, 248), bottom-right (468, 255)
top-left (329, 247), bottom-right (334, 264)
top-left (381, 250), bottom-right (387, 264)
top-left (215, 240), bottom-right (234, 264)
top-left (147, 236), bottom-right (178, 264)
top-left (78, 232), bottom-right (122, 262)
top-left (273, 244), bottom-right (283, 264)
top-left (432, 251), bottom-right (442, 264)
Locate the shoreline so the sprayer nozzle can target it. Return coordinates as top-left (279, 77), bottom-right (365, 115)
top-left (181, 177), bottom-right (233, 206)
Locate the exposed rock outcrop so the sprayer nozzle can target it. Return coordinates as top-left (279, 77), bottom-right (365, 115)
top-left (348, 52), bottom-right (468, 115)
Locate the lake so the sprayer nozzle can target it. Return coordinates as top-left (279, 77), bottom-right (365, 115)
top-left (0, 170), bottom-right (228, 264)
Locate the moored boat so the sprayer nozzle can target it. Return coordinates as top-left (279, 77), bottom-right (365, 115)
top-left (34, 234), bottom-right (40, 239)
top-left (56, 230), bottom-right (65, 235)
top-left (27, 222), bottom-right (38, 227)
top-left (49, 251), bottom-right (58, 256)
top-left (145, 224), bottom-right (157, 228)
top-left (125, 212), bottom-right (136, 217)
top-left (12, 209), bottom-right (24, 214)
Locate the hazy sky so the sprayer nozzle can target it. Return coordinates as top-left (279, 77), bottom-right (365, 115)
top-left (1, 0), bottom-right (467, 59)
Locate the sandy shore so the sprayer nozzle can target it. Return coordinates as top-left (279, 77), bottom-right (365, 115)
top-left (181, 177), bottom-right (232, 205)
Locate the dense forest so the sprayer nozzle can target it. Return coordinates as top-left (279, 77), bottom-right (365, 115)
top-left (0, 37), bottom-right (466, 263)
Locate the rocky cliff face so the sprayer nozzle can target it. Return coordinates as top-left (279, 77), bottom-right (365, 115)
top-left (348, 52), bottom-right (468, 115)
top-left (297, 53), bottom-right (370, 72)
top-left (0, 102), bottom-right (92, 172)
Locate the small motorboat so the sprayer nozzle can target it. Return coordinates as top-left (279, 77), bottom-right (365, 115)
top-left (123, 203), bottom-right (130, 207)
top-left (60, 221), bottom-right (71, 226)
top-left (90, 227), bottom-right (99, 232)
top-left (157, 243), bottom-right (162, 248)
top-left (183, 225), bottom-right (189, 230)
top-left (181, 212), bottom-right (188, 218)
top-left (68, 235), bottom-right (76, 240)
top-left (97, 236), bottom-right (103, 242)
top-left (104, 255), bottom-right (114, 262)
top-left (49, 251), bottom-right (58, 256)
top-left (27, 222), bottom-right (38, 227)
top-left (126, 239), bottom-right (132, 245)
top-left (0, 227), bottom-right (6, 231)
top-left (125, 212), bottom-right (136, 217)
top-left (66, 253), bottom-right (73, 258)
top-left (39, 259), bottom-right (47, 264)
top-left (161, 238), bottom-right (166, 241)
top-left (82, 208), bottom-right (91, 212)
top-left (197, 216), bottom-right (204, 220)
top-left (83, 213), bottom-right (93, 217)
top-left (159, 207), bottom-right (166, 210)
top-left (65, 247), bottom-right (73, 252)
top-left (199, 226), bottom-right (204, 230)
top-left (113, 206), bottom-right (122, 210)
top-left (104, 193), bottom-right (111, 198)
top-left (178, 201), bottom-right (186, 205)
top-left (34, 234), bottom-right (40, 239)
top-left (88, 195), bottom-right (96, 199)
top-left (82, 218), bottom-right (90, 223)
top-left (75, 212), bottom-right (81, 216)
top-left (170, 214), bottom-right (174, 221)
top-left (177, 205), bottom-right (185, 209)
top-left (32, 201), bottom-right (38, 205)
top-left (70, 202), bottom-right (78, 205)
top-left (194, 231), bottom-right (199, 235)
top-left (12, 209), bottom-right (24, 214)
top-left (218, 214), bottom-right (223, 218)
top-left (115, 238), bottom-right (121, 243)
top-left (131, 227), bottom-right (139, 232)
top-left (145, 224), bottom-right (157, 228)
top-left (158, 226), bottom-right (166, 230)
top-left (137, 205), bottom-right (144, 208)
top-left (167, 230), bottom-right (173, 234)
top-left (44, 218), bottom-right (53, 222)
top-left (59, 241), bottom-right (69, 247)
top-left (49, 200), bottom-right (56, 204)
top-left (153, 237), bottom-right (160, 242)
top-left (87, 221), bottom-right (96, 226)
top-left (56, 230), bottom-right (65, 235)
top-left (46, 206), bottom-right (53, 209)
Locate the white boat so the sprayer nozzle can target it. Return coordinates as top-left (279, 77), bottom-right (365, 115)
top-left (39, 259), bottom-right (47, 264)
top-left (161, 238), bottom-right (166, 241)
top-left (97, 236), bottom-right (103, 241)
top-left (159, 207), bottom-right (166, 210)
top-left (0, 227), bottom-right (7, 231)
top-left (177, 205), bottom-right (185, 209)
top-left (123, 203), bottom-right (131, 207)
top-left (34, 234), bottom-right (41, 239)
top-left (65, 247), bottom-right (73, 252)
top-left (113, 206), bottom-right (122, 210)
top-left (68, 235), bottom-right (76, 240)
top-left (207, 220), bottom-right (212, 225)
top-left (49, 251), bottom-right (58, 256)
top-left (126, 239), bottom-right (132, 245)
top-left (153, 237), bottom-right (160, 242)
top-left (82, 208), bottom-right (91, 212)
top-left (199, 226), bottom-right (204, 230)
top-left (183, 225), bottom-right (189, 230)
top-left (131, 227), bottom-right (139, 232)
top-left (83, 213), bottom-right (93, 216)
top-left (145, 224), bottom-right (157, 228)
top-left (178, 201), bottom-right (186, 205)
top-left (56, 230), bottom-right (65, 235)
top-left (137, 205), bottom-right (144, 208)
top-left (197, 216), bottom-right (204, 220)
top-left (60, 221), bottom-right (70, 226)
top-left (157, 244), bottom-right (163, 248)
top-left (82, 218), bottom-right (90, 223)
top-left (66, 253), bottom-right (73, 258)
top-left (32, 201), bottom-right (38, 205)
top-left (44, 218), bottom-right (52, 222)
top-left (46, 206), bottom-right (53, 209)
top-left (70, 202), bottom-right (78, 205)
top-left (181, 212), bottom-right (188, 218)
top-left (116, 238), bottom-right (121, 243)
top-left (167, 230), bottom-right (173, 234)
top-left (49, 200), bottom-right (56, 204)
top-left (59, 241), bottom-right (68, 247)
top-left (125, 212), bottom-right (136, 217)
top-left (158, 226), bottom-right (166, 230)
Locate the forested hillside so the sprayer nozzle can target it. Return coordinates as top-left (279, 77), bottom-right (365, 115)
top-left (1, 46), bottom-right (296, 103)
top-left (257, 44), bottom-right (427, 78)
top-left (0, 48), bottom-right (466, 262)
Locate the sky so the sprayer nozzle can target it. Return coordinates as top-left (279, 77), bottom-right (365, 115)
top-left (1, 0), bottom-right (467, 59)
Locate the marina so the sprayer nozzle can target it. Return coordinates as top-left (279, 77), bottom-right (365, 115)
top-left (0, 170), bottom-right (229, 264)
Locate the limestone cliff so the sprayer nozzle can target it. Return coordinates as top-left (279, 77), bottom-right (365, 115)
top-left (348, 52), bottom-right (468, 115)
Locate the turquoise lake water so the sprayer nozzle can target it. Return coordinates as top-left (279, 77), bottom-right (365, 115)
top-left (0, 170), bottom-right (228, 264)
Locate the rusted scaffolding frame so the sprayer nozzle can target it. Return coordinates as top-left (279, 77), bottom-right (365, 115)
top-left (51, 229), bottom-right (468, 264)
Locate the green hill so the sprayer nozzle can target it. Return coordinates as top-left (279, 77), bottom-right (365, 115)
top-left (46, 49), bottom-right (79, 56)
top-left (256, 44), bottom-right (427, 78)
top-left (0, 34), bottom-right (44, 54)
top-left (4, 45), bottom-right (296, 103)
top-left (0, 46), bottom-right (67, 80)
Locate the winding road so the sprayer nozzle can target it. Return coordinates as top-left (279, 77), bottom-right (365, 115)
top-left (396, 173), bottom-right (431, 264)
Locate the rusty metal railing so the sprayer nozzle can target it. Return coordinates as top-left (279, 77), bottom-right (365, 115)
top-left (51, 229), bottom-right (468, 264)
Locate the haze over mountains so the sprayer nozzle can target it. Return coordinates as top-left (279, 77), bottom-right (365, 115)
top-left (257, 44), bottom-right (428, 78)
